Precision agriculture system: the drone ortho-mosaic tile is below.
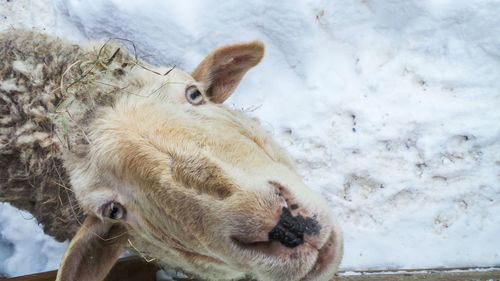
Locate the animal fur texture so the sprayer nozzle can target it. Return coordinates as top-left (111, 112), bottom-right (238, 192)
top-left (1, 30), bottom-right (146, 240)
top-left (1, 30), bottom-right (89, 240)
top-left (0, 30), bottom-right (343, 281)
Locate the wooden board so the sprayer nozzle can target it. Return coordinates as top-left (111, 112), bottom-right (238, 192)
top-left (336, 270), bottom-right (500, 281)
top-left (2, 259), bottom-right (500, 281)
top-left (2, 257), bottom-right (159, 281)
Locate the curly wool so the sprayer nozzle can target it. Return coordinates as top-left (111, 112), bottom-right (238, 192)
top-left (0, 30), bottom-right (138, 241)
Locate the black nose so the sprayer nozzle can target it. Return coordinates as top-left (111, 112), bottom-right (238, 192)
top-left (268, 207), bottom-right (321, 248)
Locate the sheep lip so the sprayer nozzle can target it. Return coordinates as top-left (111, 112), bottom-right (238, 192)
top-left (232, 236), bottom-right (283, 256)
top-left (231, 231), bottom-right (340, 279)
top-left (231, 236), bottom-right (271, 248)
top-left (301, 231), bottom-right (339, 280)
top-left (231, 235), bottom-right (316, 257)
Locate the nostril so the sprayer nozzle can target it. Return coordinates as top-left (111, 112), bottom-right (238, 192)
top-left (268, 207), bottom-right (321, 248)
top-left (268, 223), bottom-right (303, 248)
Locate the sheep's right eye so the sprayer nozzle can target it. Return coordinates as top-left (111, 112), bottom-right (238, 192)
top-left (102, 201), bottom-right (126, 220)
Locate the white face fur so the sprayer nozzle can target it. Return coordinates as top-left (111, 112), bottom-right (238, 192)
top-left (57, 41), bottom-right (343, 281)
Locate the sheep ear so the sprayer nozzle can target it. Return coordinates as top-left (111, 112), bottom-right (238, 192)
top-left (192, 41), bottom-right (264, 103)
top-left (56, 216), bottom-right (128, 281)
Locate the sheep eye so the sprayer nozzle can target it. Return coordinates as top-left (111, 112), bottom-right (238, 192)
top-left (103, 201), bottom-right (126, 220)
top-left (185, 86), bottom-right (205, 105)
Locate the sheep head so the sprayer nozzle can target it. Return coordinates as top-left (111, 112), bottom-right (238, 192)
top-left (56, 41), bottom-right (343, 281)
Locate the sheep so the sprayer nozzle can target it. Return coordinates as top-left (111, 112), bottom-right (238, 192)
top-left (0, 30), bottom-right (343, 281)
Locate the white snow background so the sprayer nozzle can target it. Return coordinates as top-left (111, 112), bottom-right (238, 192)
top-left (1, 0), bottom-right (499, 277)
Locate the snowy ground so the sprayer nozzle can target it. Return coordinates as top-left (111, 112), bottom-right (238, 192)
top-left (1, 0), bottom-right (499, 277)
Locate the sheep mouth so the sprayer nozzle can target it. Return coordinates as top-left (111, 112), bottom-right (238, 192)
top-left (231, 230), bottom-right (339, 279)
top-left (300, 231), bottom-right (340, 280)
top-left (231, 236), bottom-right (302, 257)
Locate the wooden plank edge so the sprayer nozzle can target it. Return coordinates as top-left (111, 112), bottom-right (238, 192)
top-left (3, 261), bottom-right (500, 281)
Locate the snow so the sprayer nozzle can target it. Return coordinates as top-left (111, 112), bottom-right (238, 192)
top-left (1, 0), bottom-right (499, 277)
top-left (0, 203), bottom-right (68, 277)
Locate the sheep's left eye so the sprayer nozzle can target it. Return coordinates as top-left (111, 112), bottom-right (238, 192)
top-left (185, 86), bottom-right (205, 105)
